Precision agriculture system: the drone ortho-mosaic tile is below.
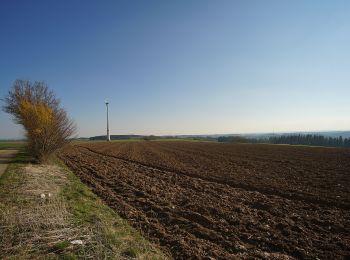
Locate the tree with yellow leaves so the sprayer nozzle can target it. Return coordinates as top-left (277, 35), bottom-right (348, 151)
top-left (2, 80), bottom-right (76, 162)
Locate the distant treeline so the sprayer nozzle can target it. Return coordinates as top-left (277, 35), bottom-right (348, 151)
top-left (218, 136), bottom-right (259, 143)
top-left (218, 134), bottom-right (350, 148)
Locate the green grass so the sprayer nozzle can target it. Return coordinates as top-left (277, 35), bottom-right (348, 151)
top-left (0, 151), bottom-right (27, 193)
top-left (73, 138), bottom-right (215, 145)
top-left (235, 142), bottom-right (336, 149)
top-left (57, 159), bottom-right (167, 259)
top-left (271, 143), bottom-right (336, 148)
top-left (0, 152), bottom-right (167, 259)
top-left (0, 141), bottom-right (26, 149)
top-left (72, 139), bottom-right (143, 144)
top-left (53, 240), bottom-right (70, 251)
top-left (151, 138), bottom-right (215, 142)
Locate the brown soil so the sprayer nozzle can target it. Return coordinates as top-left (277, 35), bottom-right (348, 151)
top-left (59, 142), bottom-right (350, 259)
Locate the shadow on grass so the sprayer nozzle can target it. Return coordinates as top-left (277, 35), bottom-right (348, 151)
top-left (11, 150), bottom-right (35, 164)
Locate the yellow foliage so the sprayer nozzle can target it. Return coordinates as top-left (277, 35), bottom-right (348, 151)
top-left (4, 81), bottom-right (76, 162)
top-left (18, 100), bottom-right (55, 137)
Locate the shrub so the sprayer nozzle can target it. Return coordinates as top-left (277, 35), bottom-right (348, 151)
top-left (2, 80), bottom-right (76, 163)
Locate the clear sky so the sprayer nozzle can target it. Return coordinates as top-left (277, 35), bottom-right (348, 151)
top-left (1, 0), bottom-right (349, 138)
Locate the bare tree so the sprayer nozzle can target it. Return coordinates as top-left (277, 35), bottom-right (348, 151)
top-left (2, 80), bottom-right (76, 162)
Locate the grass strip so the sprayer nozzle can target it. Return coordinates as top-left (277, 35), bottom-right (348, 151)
top-left (0, 151), bottom-right (167, 259)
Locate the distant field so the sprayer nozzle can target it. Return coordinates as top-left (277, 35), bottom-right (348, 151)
top-left (0, 141), bottom-right (25, 149)
top-left (73, 138), bottom-right (213, 143)
top-left (59, 141), bottom-right (350, 259)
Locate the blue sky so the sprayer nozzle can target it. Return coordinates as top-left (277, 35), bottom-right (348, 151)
top-left (1, 0), bottom-right (349, 138)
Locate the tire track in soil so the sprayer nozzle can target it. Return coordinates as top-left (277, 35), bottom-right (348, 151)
top-left (60, 145), bottom-right (350, 260)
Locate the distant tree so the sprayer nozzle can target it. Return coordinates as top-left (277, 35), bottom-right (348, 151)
top-left (143, 135), bottom-right (157, 141)
top-left (344, 138), bottom-right (350, 147)
top-left (2, 80), bottom-right (76, 162)
top-left (217, 136), bottom-right (261, 143)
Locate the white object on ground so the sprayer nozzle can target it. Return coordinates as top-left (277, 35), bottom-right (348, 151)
top-left (71, 240), bottom-right (83, 245)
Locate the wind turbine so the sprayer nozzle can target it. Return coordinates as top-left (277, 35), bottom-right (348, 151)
top-left (105, 100), bottom-right (110, 141)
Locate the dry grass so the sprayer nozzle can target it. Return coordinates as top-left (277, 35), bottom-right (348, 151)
top-left (0, 154), bottom-right (167, 259)
top-left (0, 164), bottom-right (88, 258)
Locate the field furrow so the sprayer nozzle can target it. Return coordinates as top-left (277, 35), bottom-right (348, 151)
top-left (59, 142), bottom-right (350, 259)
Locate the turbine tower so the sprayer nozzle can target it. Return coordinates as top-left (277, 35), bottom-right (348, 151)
top-left (105, 100), bottom-right (110, 141)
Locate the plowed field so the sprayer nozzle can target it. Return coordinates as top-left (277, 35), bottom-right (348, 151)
top-left (59, 141), bottom-right (350, 259)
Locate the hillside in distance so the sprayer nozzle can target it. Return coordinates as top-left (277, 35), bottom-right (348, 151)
top-left (86, 131), bottom-right (350, 141)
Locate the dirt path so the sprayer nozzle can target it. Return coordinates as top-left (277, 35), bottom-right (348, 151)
top-left (0, 149), bottom-right (18, 177)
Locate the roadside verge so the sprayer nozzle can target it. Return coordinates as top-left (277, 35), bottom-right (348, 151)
top-left (0, 152), bottom-right (167, 259)
top-left (0, 149), bottom-right (19, 177)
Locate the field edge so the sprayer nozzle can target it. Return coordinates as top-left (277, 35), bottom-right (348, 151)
top-left (0, 150), bottom-right (168, 259)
